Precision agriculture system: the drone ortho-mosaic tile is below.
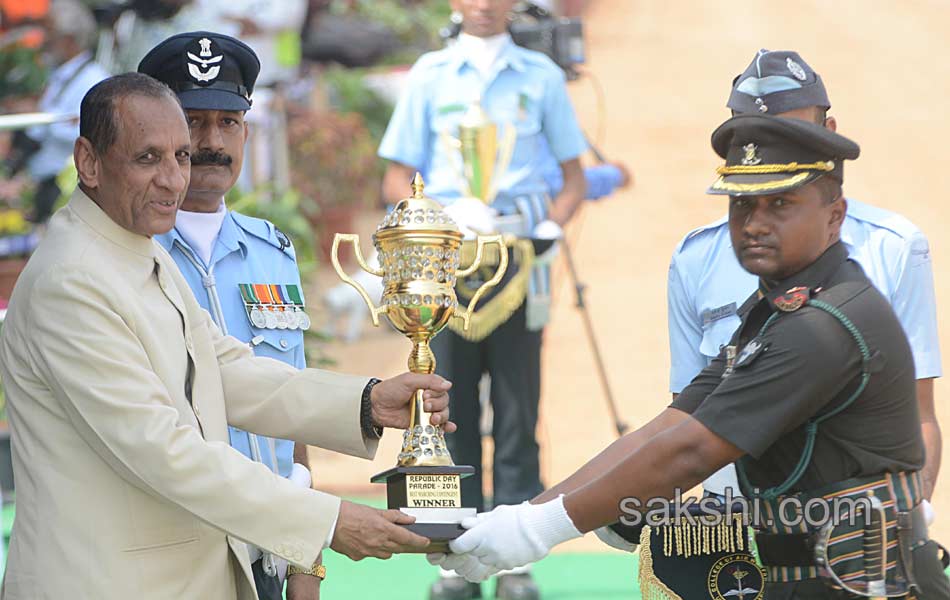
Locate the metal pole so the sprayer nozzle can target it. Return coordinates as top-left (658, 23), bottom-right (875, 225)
top-left (558, 236), bottom-right (628, 437)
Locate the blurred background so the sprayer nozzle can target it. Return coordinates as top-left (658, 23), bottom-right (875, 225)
top-left (2, 1), bottom-right (950, 598)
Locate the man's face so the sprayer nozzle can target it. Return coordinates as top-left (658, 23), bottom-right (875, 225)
top-left (728, 182), bottom-right (845, 281)
top-left (83, 94), bottom-right (191, 237)
top-left (451, 0), bottom-right (516, 37)
top-left (184, 109), bottom-right (248, 210)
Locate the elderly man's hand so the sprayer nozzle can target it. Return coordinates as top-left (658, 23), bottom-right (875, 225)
top-left (286, 572), bottom-right (320, 600)
top-left (330, 501), bottom-right (431, 560)
top-left (370, 373), bottom-right (455, 432)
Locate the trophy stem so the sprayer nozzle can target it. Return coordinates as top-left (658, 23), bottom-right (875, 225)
top-left (397, 335), bottom-right (454, 467)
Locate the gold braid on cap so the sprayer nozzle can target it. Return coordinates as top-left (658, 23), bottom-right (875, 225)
top-left (716, 160), bottom-right (835, 175)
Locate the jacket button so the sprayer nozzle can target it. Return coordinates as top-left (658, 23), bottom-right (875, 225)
top-left (280, 340), bottom-right (288, 349)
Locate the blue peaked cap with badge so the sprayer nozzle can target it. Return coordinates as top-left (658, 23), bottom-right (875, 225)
top-left (728, 49), bottom-right (831, 115)
top-left (707, 114), bottom-right (859, 196)
top-left (138, 31), bottom-right (260, 112)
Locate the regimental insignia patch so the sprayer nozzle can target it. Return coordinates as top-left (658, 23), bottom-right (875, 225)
top-left (773, 286), bottom-right (810, 312)
top-left (707, 554), bottom-right (766, 600)
top-left (734, 338), bottom-right (767, 368)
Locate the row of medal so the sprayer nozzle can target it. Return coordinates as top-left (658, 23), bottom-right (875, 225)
top-left (239, 283), bottom-right (311, 331)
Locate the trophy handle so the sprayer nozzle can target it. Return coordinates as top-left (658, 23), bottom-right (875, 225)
top-left (486, 124), bottom-right (517, 205)
top-left (330, 234), bottom-right (387, 326)
top-left (454, 234), bottom-right (509, 331)
top-left (440, 130), bottom-right (474, 199)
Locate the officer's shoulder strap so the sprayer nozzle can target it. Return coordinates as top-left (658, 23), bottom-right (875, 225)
top-left (230, 212), bottom-right (296, 259)
top-left (674, 215), bottom-right (729, 255)
top-left (845, 198), bottom-right (925, 242)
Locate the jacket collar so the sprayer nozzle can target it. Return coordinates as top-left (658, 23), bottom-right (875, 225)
top-left (737, 241), bottom-right (848, 316)
top-left (69, 188), bottom-right (157, 259)
top-left (166, 209), bottom-right (248, 263)
top-left (450, 35), bottom-right (527, 75)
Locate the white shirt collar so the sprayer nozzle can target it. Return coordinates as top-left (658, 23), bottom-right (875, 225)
top-left (174, 200), bottom-right (227, 266)
top-left (455, 32), bottom-right (513, 80)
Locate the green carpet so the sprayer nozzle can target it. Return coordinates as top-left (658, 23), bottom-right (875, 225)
top-left (319, 550), bottom-right (640, 599)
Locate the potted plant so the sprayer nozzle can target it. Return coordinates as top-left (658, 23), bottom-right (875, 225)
top-left (286, 103), bottom-right (381, 266)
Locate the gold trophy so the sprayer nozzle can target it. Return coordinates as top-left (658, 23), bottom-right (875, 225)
top-left (330, 173), bottom-right (508, 551)
top-left (442, 99), bottom-right (517, 205)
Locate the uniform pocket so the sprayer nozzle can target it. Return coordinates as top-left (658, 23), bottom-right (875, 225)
top-left (699, 316), bottom-right (741, 359)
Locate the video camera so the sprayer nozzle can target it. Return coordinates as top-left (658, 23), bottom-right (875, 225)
top-left (441, 1), bottom-right (586, 79)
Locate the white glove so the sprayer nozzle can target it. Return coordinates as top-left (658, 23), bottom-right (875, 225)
top-left (444, 197), bottom-right (498, 240)
top-left (923, 499), bottom-right (936, 526)
top-left (593, 525), bottom-right (638, 553)
top-left (427, 552), bottom-right (500, 583)
top-left (448, 496), bottom-right (582, 574)
top-left (531, 219), bottom-right (563, 240)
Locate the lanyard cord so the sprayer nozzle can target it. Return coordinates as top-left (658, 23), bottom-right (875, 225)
top-left (736, 299), bottom-right (872, 501)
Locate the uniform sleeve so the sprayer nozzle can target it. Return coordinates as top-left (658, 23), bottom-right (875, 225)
top-left (690, 309), bottom-right (861, 458)
top-left (890, 232), bottom-right (942, 379)
top-left (668, 252), bottom-right (708, 393)
top-left (26, 267), bottom-right (340, 568)
top-left (541, 69), bottom-right (587, 162)
top-left (670, 349), bottom-right (728, 414)
top-left (378, 60), bottom-right (431, 169)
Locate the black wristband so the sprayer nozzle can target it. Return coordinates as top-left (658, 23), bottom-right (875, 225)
top-left (360, 378), bottom-right (384, 440)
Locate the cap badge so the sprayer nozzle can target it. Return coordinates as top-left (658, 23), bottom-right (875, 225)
top-left (187, 37), bottom-right (223, 83)
top-left (741, 143), bottom-right (762, 166)
top-left (786, 57), bottom-right (807, 81)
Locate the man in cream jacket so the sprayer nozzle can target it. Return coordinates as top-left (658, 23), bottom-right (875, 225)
top-left (0, 73), bottom-right (452, 598)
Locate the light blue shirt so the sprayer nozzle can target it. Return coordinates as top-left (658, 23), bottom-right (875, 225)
top-left (378, 39), bottom-right (587, 214)
top-left (26, 52), bottom-right (109, 180)
top-left (156, 211), bottom-right (305, 477)
top-left (668, 198), bottom-right (942, 393)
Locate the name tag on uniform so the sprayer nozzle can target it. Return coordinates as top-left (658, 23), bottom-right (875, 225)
top-left (702, 302), bottom-right (737, 326)
top-left (239, 283), bottom-right (311, 331)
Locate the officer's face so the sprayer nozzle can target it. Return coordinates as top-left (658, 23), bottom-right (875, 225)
top-left (728, 183), bottom-right (845, 281)
top-left (75, 93), bottom-right (190, 237)
top-left (452, 0), bottom-right (516, 37)
top-left (183, 109), bottom-right (248, 211)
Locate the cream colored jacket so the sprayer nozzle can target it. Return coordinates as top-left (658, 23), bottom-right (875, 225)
top-left (0, 191), bottom-right (377, 599)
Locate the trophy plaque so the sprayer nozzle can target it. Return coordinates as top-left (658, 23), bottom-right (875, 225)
top-left (330, 174), bottom-right (508, 552)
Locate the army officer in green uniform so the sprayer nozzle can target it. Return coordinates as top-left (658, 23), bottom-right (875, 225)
top-left (434, 114), bottom-right (950, 599)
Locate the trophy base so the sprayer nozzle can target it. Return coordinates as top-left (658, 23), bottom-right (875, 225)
top-left (372, 465), bottom-right (476, 554)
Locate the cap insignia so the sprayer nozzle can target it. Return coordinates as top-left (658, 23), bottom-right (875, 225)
top-left (786, 57), bottom-right (807, 81)
top-left (741, 143), bottom-right (762, 166)
top-left (187, 37), bottom-right (223, 83)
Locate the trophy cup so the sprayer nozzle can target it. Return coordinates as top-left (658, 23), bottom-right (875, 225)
top-left (442, 99), bottom-right (517, 205)
top-left (330, 173), bottom-right (508, 552)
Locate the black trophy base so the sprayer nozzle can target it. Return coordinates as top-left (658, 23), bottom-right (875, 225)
top-left (372, 465), bottom-right (476, 554)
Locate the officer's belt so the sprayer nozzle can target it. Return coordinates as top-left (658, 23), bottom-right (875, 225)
top-left (449, 231), bottom-right (535, 342)
top-left (754, 470), bottom-right (925, 585)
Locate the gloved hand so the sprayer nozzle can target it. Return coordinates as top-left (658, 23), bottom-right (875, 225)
top-left (593, 524), bottom-right (638, 553)
top-left (448, 496), bottom-right (582, 576)
top-left (427, 551), bottom-right (499, 582)
top-left (923, 499), bottom-right (936, 526)
top-left (532, 219), bottom-right (563, 240)
top-left (531, 219), bottom-right (563, 264)
top-left (443, 197), bottom-right (498, 240)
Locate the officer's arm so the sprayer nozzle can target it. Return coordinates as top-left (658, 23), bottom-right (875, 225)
top-left (547, 158), bottom-right (585, 225)
top-left (382, 162), bottom-right (419, 205)
top-left (561, 415), bottom-right (743, 533)
top-left (918, 378), bottom-right (941, 499)
top-left (533, 407), bottom-right (690, 503)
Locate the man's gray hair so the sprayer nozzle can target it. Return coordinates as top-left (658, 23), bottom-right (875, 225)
top-left (49, 0), bottom-right (99, 50)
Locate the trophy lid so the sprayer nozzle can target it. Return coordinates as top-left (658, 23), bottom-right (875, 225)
top-left (459, 99), bottom-right (493, 130)
top-left (376, 173), bottom-right (461, 236)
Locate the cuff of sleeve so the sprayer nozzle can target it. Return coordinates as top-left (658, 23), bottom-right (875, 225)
top-left (533, 496), bottom-right (583, 549)
top-left (325, 506), bottom-right (340, 549)
top-left (290, 463), bottom-right (312, 488)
